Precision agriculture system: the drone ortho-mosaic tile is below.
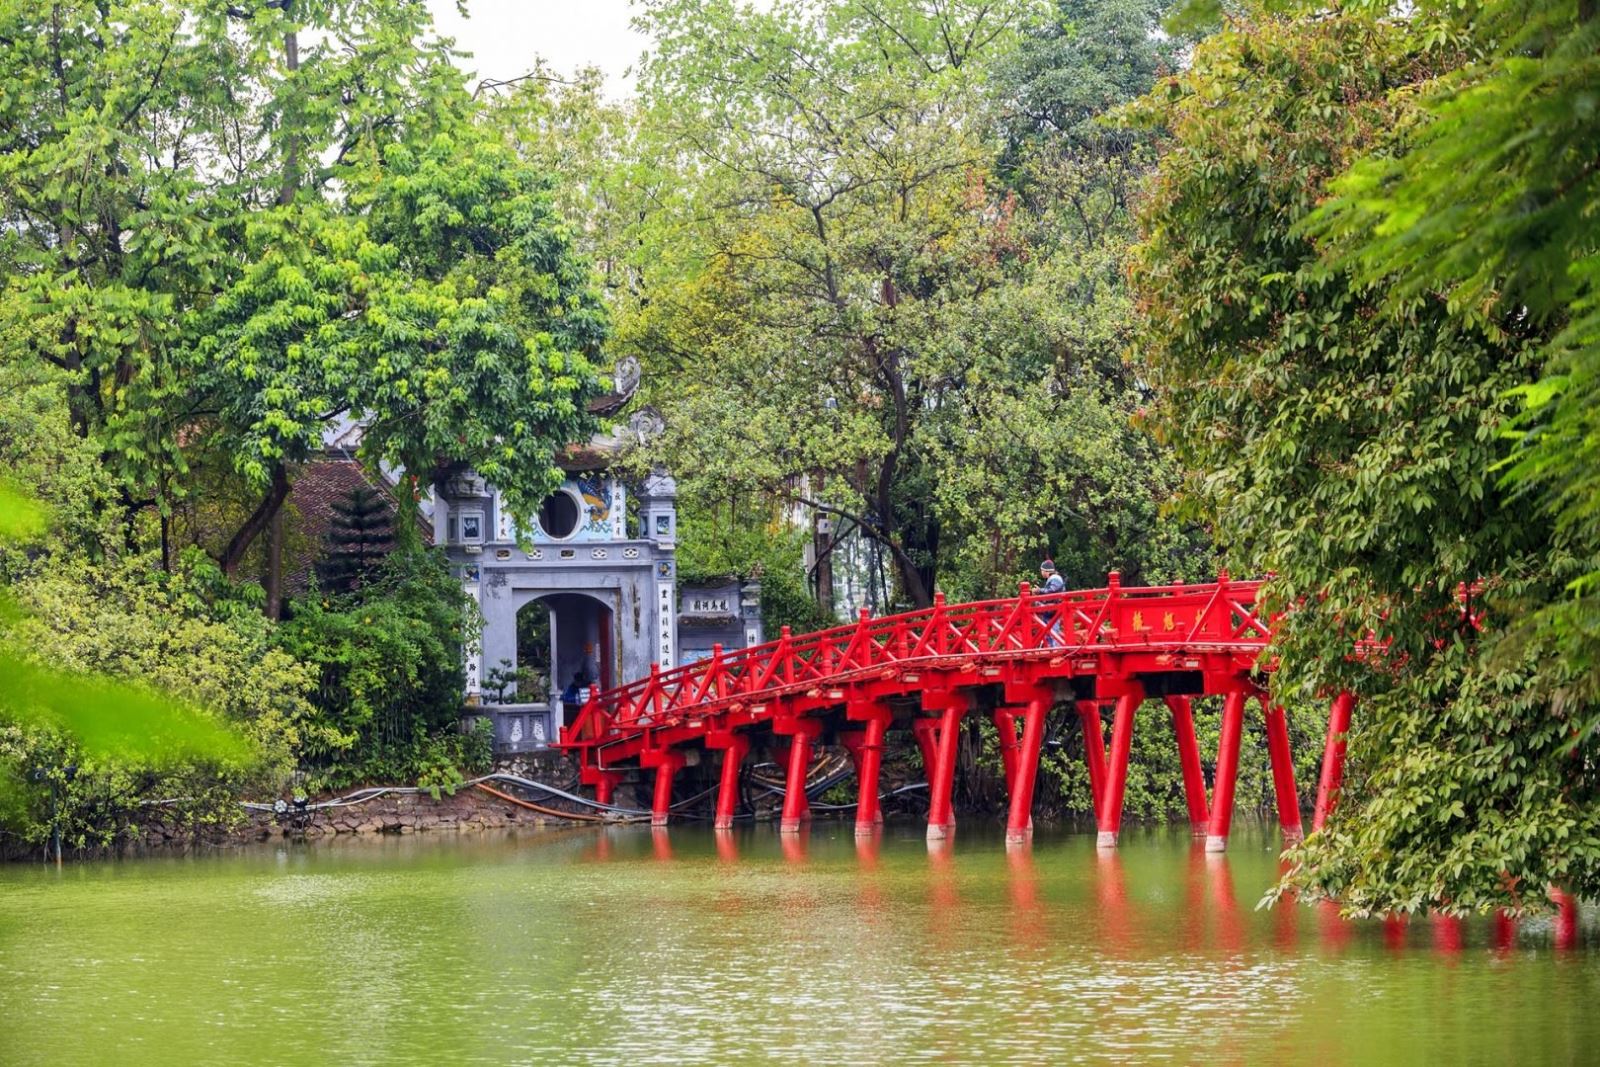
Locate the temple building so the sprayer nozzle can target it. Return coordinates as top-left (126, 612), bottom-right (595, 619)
top-left (428, 375), bottom-right (761, 753)
top-left (298, 368), bottom-right (765, 754)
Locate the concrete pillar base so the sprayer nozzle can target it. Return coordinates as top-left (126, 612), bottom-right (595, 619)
top-left (1096, 830), bottom-right (1118, 849)
top-left (1205, 834), bottom-right (1228, 853)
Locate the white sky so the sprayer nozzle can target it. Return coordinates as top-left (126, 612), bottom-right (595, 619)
top-left (426, 0), bottom-right (651, 97)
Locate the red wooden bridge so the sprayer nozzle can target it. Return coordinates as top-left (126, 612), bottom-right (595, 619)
top-left (558, 573), bottom-right (1357, 851)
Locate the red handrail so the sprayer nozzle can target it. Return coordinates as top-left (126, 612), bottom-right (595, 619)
top-left (558, 578), bottom-right (1269, 748)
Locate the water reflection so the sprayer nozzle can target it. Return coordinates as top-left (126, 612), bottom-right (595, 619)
top-left (1494, 909), bottom-right (1517, 955)
top-left (780, 825), bottom-right (809, 865)
top-left (1004, 843), bottom-right (1045, 952)
top-left (1383, 913), bottom-right (1409, 951)
top-left (1206, 851), bottom-right (1247, 955)
top-left (854, 829), bottom-right (881, 869)
top-left (1094, 846), bottom-right (1133, 956)
top-left (4, 825), bottom-right (1596, 1066)
top-left (1319, 900), bottom-right (1353, 955)
top-left (926, 832), bottom-right (961, 948)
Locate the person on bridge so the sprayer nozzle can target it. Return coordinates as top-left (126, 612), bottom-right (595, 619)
top-left (1039, 559), bottom-right (1066, 594)
top-left (1039, 559), bottom-right (1066, 646)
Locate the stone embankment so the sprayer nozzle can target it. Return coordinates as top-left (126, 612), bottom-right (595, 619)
top-left (141, 754), bottom-right (597, 848)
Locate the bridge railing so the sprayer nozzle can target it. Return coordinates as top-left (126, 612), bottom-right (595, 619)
top-left (560, 574), bottom-right (1267, 747)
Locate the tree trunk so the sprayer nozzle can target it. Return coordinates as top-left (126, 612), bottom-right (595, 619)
top-left (221, 464), bottom-right (291, 578)
top-left (813, 508), bottom-right (834, 617)
top-left (259, 11), bottom-right (300, 612)
top-left (264, 505), bottom-right (285, 619)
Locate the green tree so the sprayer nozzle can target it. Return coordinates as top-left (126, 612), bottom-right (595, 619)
top-left (1128, 9), bottom-right (1600, 913)
top-left (278, 540), bottom-right (471, 787)
top-left (0, 0), bottom-right (607, 602)
top-left (605, 0), bottom-right (1207, 612)
top-left (1299, 0), bottom-right (1600, 723)
top-left (316, 486), bottom-right (396, 594)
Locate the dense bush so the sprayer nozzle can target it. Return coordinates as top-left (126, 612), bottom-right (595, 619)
top-left (0, 551), bottom-right (315, 851)
top-left (276, 542), bottom-right (480, 790)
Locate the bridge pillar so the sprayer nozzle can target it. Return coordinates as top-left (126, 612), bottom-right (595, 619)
top-left (1164, 696), bottom-right (1210, 835)
top-left (583, 767), bottom-right (626, 810)
top-left (925, 693), bottom-right (969, 841)
top-left (775, 718), bottom-right (823, 834)
top-left (1097, 685), bottom-right (1145, 848)
top-left (1006, 693), bottom-right (1052, 845)
top-left (843, 704), bottom-right (892, 835)
top-left (1313, 691), bottom-right (1356, 831)
top-left (1261, 694), bottom-right (1304, 845)
top-left (710, 733), bottom-right (751, 830)
top-left (911, 718), bottom-right (940, 783)
top-left (992, 708), bottom-right (1021, 798)
top-left (1076, 701), bottom-right (1108, 823)
top-left (645, 750), bottom-right (687, 827)
top-left (1205, 690), bottom-right (1249, 852)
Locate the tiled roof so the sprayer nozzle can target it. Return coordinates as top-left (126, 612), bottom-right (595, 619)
top-left (285, 456), bottom-right (432, 596)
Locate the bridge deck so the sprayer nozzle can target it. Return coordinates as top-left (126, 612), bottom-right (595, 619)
top-left (557, 573), bottom-right (1355, 851)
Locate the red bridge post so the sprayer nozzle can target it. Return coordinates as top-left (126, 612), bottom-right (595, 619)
top-left (775, 717), bottom-right (822, 834)
top-left (1206, 690), bottom-right (1249, 852)
top-left (1077, 702), bottom-right (1109, 823)
top-left (1165, 696), bottom-right (1210, 835)
top-left (1313, 691), bottom-right (1356, 831)
top-left (1005, 689), bottom-right (1052, 845)
top-left (1261, 694), bottom-right (1304, 844)
top-left (992, 707), bottom-right (1021, 799)
top-left (643, 749), bottom-right (686, 828)
top-left (925, 691), bottom-right (969, 841)
top-left (583, 767), bottom-right (625, 809)
top-left (845, 701), bottom-right (893, 836)
top-left (709, 732), bottom-right (751, 830)
top-left (1097, 684), bottom-right (1146, 848)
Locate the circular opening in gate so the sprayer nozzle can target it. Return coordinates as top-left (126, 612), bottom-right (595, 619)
top-left (537, 490), bottom-right (581, 540)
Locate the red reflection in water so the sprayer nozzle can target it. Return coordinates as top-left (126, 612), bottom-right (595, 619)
top-left (714, 827), bottom-right (739, 864)
top-left (926, 834), bottom-right (961, 948)
top-left (1095, 848), bottom-right (1132, 957)
top-left (1431, 914), bottom-right (1463, 954)
top-left (1318, 900), bottom-right (1352, 955)
top-left (1382, 913), bottom-right (1408, 952)
top-left (1493, 909), bottom-right (1518, 955)
top-left (854, 829), bottom-right (882, 871)
top-left (1553, 889), bottom-right (1579, 951)
top-left (1272, 858), bottom-right (1299, 951)
top-left (780, 826), bottom-right (809, 866)
top-left (1006, 842), bottom-right (1046, 951)
top-left (651, 826), bottom-right (673, 862)
top-left (1205, 853), bottom-right (1245, 954)
top-left (856, 830), bottom-right (886, 924)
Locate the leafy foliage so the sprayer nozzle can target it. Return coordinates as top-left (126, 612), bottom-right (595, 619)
top-left (675, 497), bottom-right (836, 636)
top-left (1299, 0), bottom-right (1600, 724)
top-left (591, 0), bottom-right (1208, 613)
top-left (0, 0), bottom-right (607, 579)
top-left (278, 541), bottom-right (472, 789)
top-left (317, 486), bottom-right (397, 594)
top-left (1128, 9), bottom-right (1600, 912)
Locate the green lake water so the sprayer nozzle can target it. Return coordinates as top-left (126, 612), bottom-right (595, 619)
top-left (1, 823), bottom-right (1595, 1065)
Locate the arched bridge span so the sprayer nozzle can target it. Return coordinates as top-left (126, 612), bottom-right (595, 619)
top-left (557, 573), bottom-right (1357, 851)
